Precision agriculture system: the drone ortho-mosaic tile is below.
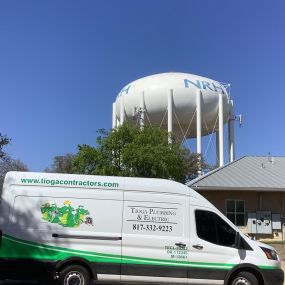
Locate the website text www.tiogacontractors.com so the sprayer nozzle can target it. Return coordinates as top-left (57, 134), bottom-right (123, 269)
top-left (20, 178), bottom-right (119, 188)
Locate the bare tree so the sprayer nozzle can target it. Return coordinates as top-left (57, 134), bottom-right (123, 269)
top-left (0, 133), bottom-right (10, 158)
top-left (0, 155), bottom-right (28, 190)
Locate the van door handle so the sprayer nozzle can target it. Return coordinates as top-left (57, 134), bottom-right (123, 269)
top-left (175, 242), bottom-right (186, 248)
top-left (192, 244), bottom-right (203, 250)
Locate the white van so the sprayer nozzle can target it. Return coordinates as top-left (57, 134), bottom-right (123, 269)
top-left (0, 172), bottom-right (283, 285)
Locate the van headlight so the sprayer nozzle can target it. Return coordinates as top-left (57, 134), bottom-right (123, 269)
top-left (260, 247), bottom-right (278, 260)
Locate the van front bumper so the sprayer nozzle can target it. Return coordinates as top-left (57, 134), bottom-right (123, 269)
top-left (263, 268), bottom-right (284, 285)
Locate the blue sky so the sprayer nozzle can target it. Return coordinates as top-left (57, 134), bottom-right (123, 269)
top-left (1, 0), bottom-right (285, 171)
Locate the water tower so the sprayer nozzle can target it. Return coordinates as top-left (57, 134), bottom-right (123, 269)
top-left (112, 72), bottom-right (235, 167)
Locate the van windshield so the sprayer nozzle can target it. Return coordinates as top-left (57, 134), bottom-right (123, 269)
top-left (195, 210), bottom-right (236, 247)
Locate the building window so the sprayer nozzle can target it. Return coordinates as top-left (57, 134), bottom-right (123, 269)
top-left (226, 200), bottom-right (245, 226)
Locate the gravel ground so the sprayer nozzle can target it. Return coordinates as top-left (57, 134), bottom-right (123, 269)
top-left (282, 263), bottom-right (285, 285)
top-left (271, 243), bottom-right (285, 285)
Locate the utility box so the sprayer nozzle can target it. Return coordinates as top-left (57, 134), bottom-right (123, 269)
top-left (256, 211), bottom-right (272, 234)
top-left (247, 211), bottom-right (273, 234)
top-left (272, 213), bottom-right (282, 230)
top-left (247, 212), bottom-right (257, 234)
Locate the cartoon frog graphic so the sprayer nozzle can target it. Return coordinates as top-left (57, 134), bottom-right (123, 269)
top-left (59, 201), bottom-right (75, 227)
top-left (41, 203), bottom-right (61, 223)
top-left (41, 203), bottom-right (52, 221)
top-left (40, 201), bottom-right (93, 228)
top-left (50, 203), bottom-right (61, 224)
top-left (74, 205), bottom-right (90, 227)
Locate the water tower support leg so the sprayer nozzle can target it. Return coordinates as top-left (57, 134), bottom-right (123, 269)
top-left (140, 92), bottom-right (145, 130)
top-left (168, 89), bottom-right (173, 144)
top-left (120, 96), bottom-right (125, 126)
top-left (219, 93), bottom-right (224, 166)
top-left (228, 100), bottom-right (235, 162)
top-left (112, 102), bottom-right (117, 129)
top-left (196, 90), bottom-right (202, 174)
top-left (216, 130), bottom-right (220, 166)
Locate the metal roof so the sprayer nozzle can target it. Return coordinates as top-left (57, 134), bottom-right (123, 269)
top-left (187, 156), bottom-right (285, 191)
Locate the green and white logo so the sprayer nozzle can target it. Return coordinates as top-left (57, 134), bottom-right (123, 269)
top-left (40, 201), bottom-right (93, 228)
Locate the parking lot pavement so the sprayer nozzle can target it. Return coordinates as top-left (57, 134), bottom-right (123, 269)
top-left (1, 270), bottom-right (285, 285)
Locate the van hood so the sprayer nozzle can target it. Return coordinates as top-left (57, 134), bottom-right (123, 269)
top-left (253, 240), bottom-right (275, 251)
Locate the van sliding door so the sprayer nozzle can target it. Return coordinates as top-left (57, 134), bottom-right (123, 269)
top-left (9, 188), bottom-right (123, 282)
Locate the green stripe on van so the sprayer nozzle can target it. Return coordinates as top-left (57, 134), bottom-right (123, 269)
top-left (1, 234), bottom-right (121, 263)
top-left (0, 234), bottom-right (279, 270)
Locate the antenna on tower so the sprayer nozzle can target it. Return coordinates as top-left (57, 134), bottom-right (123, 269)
top-left (235, 114), bottom-right (242, 128)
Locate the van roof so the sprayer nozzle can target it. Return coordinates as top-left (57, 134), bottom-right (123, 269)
top-left (3, 171), bottom-right (199, 197)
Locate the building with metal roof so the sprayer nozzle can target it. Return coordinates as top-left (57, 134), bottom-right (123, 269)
top-left (187, 156), bottom-right (285, 240)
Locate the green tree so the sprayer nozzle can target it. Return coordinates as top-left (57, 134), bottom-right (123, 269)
top-left (73, 124), bottom-right (202, 183)
top-left (45, 153), bottom-right (75, 173)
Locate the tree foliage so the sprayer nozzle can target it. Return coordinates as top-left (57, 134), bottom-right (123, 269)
top-left (73, 124), bottom-right (202, 183)
top-left (45, 153), bottom-right (75, 173)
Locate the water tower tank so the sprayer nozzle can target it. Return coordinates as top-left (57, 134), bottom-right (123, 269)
top-left (112, 72), bottom-right (235, 166)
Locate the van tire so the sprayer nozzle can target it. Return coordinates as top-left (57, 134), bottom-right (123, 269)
top-left (57, 265), bottom-right (90, 285)
top-left (231, 271), bottom-right (259, 285)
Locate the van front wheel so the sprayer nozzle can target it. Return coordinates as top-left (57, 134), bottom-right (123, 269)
top-left (57, 265), bottom-right (90, 285)
top-left (231, 271), bottom-right (259, 285)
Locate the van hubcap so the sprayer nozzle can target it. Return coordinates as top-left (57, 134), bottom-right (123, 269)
top-left (65, 272), bottom-right (84, 285)
top-left (233, 277), bottom-right (250, 285)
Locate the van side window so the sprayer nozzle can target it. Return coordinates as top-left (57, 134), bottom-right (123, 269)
top-left (195, 210), bottom-right (236, 247)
